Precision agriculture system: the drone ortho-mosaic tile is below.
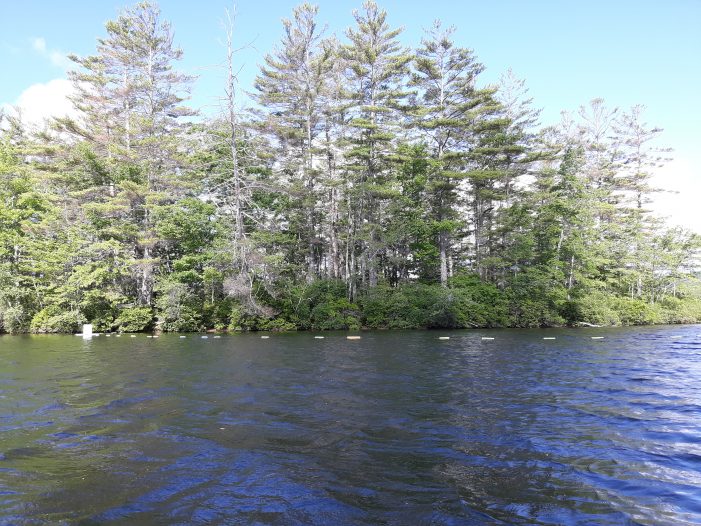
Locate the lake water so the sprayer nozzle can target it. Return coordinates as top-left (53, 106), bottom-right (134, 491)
top-left (1, 326), bottom-right (700, 525)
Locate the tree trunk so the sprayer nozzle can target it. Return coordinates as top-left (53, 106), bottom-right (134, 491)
top-left (439, 231), bottom-right (448, 287)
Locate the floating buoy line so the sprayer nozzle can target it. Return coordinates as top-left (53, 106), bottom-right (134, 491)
top-left (92, 333), bottom-right (701, 344)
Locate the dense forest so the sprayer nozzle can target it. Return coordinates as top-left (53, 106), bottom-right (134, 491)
top-left (1, 1), bottom-right (699, 334)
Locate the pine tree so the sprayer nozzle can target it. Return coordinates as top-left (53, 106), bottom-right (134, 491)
top-left (58, 1), bottom-right (194, 307)
top-left (254, 3), bottom-right (335, 281)
top-left (340, 0), bottom-right (411, 291)
top-left (410, 21), bottom-right (491, 286)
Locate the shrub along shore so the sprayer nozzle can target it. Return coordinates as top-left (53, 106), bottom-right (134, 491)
top-left (20, 277), bottom-right (701, 334)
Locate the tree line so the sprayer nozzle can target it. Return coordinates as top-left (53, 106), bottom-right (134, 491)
top-left (1, 1), bottom-right (699, 334)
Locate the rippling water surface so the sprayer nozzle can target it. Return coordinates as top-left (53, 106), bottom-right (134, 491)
top-left (1, 326), bottom-right (701, 525)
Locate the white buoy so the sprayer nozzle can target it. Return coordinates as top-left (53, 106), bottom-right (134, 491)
top-left (261, 335), bottom-right (270, 339)
top-left (213, 335), bottom-right (221, 339)
top-left (438, 336), bottom-right (450, 340)
top-left (670, 335), bottom-right (682, 339)
top-left (481, 337), bottom-right (494, 340)
top-left (347, 336), bottom-right (361, 340)
top-left (146, 335), bottom-right (153, 338)
top-left (130, 335), bottom-right (136, 338)
top-left (116, 334), bottom-right (121, 337)
top-left (201, 336), bottom-right (209, 339)
top-left (591, 336), bottom-right (604, 340)
top-left (543, 337), bottom-right (556, 340)
top-left (179, 335), bottom-right (186, 339)
top-left (314, 336), bottom-right (325, 339)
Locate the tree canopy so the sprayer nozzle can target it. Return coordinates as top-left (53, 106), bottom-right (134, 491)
top-left (1, 1), bottom-right (699, 334)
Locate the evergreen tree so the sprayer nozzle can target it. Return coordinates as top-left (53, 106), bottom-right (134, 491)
top-left (254, 3), bottom-right (335, 280)
top-left (410, 21), bottom-right (491, 285)
top-left (340, 0), bottom-right (412, 292)
top-left (58, 1), bottom-right (194, 308)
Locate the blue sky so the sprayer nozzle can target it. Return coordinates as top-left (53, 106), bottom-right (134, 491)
top-left (1, 0), bottom-right (700, 230)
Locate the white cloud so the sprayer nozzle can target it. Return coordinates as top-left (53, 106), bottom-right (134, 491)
top-left (2, 78), bottom-right (76, 128)
top-left (31, 37), bottom-right (46, 53)
top-left (650, 156), bottom-right (701, 234)
top-left (49, 50), bottom-right (68, 68)
top-left (30, 36), bottom-right (70, 69)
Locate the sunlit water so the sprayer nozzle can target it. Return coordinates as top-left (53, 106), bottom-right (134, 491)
top-left (1, 326), bottom-right (700, 525)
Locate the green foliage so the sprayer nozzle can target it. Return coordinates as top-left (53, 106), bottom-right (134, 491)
top-left (154, 198), bottom-right (217, 256)
top-left (228, 304), bottom-right (297, 332)
top-left (154, 279), bottom-right (204, 332)
top-left (205, 296), bottom-right (236, 331)
top-left (256, 317), bottom-right (298, 332)
top-left (114, 307), bottom-right (153, 333)
top-left (310, 298), bottom-right (362, 330)
top-left (657, 297), bottom-right (701, 324)
top-left (612, 298), bottom-right (662, 326)
top-left (79, 290), bottom-right (120, 332)
top-left (0, 3), bottom-right (698, 336)
top-left (360, 282), bottom-right (502, 329)
top-left (562, 292), bottom-right (621, 326)
top-left (296, 280), bottom-right (361, 330)
top-left (0, 305), bottom-right (29, 334)
top-left (449, 274), bottom-right (510, 327)
top-left (159, 305), bottom-right (203, 332)
top-left (30, 305), bottom-right (86, 334)
top-left (507, 268), bottom-right (567, 327)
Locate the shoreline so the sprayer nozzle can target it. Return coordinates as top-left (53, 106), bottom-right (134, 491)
top-left (4, 322), bottom-right (700, 337)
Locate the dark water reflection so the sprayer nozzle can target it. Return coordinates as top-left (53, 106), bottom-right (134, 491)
top-left (1, 326), bottom-right (700, 525)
